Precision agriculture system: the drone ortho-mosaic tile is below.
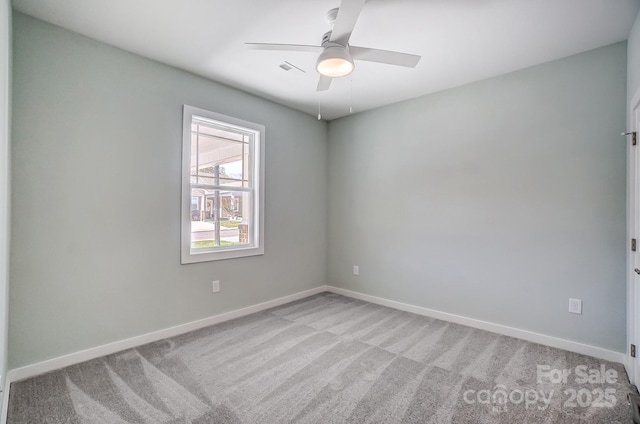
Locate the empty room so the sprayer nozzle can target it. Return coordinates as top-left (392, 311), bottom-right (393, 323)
top-left (2, 0), bottom-right (640, 423)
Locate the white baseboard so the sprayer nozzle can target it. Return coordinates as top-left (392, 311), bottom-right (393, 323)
top-left (326, 286), bottom-right (626, 364)
top-left (5, 284), bottom-right (626, 382)
top-left (0, 285), bottom-right (328, 424)
top-left (3, 285), bottom-right (328, 387)
top-left (0, 284), bottom-right (628, 424)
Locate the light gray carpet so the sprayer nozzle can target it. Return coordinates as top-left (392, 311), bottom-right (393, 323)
top-left (6, 292), bottom-right (634, 423)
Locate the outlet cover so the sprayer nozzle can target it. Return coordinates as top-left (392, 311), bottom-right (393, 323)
top-left (353, 266), bottom-right (359, 276)
top-left (569, 298), bottom-right (582, 314)
top-left (212, 280), bottom-right (220, 293)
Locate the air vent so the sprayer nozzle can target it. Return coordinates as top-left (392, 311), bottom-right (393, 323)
top-left (278, 61), bottom-right (306, 74)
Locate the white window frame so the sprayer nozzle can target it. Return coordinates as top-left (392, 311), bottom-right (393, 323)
top-left (181, 105), bottom-right (265, 263)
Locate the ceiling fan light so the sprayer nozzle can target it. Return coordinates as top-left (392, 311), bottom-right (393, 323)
top-left (316, 46), bottom-right (354, 77)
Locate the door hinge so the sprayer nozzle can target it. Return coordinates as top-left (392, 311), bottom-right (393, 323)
top-left (633, 239), bottom-right (637, 252)
top-left (623, 131), bottom-right (637, 146)
top-left (632, 344), bottom-right (636, 358)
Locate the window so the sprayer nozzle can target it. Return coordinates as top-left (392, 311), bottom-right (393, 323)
top-left (181, 105), bottom-right (265, 263)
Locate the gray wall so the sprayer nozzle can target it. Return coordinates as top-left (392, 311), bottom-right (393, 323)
top-left (10, 13), bottom-right (328, 369)
top-left (0, 0), bottom-right (10, 389)
top-left (327, 43), bottom-right (628, 352)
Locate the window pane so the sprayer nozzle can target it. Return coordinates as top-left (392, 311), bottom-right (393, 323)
top-left (190, 188), bottom-right (252, 249)
top-left (190, 120), bottom-right (251, 187)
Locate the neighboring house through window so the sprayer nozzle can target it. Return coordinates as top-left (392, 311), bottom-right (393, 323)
top-left (181, 105), bottom-right (265, 263)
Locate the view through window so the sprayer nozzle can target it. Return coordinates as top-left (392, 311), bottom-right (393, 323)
top-left (182, 106), bottom-right (264, 263)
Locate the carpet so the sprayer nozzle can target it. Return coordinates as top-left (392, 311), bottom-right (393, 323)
top-left (6, 292), bottom-right (634, 423)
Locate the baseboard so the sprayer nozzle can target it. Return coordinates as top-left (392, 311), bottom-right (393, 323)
top-left (326, 286), bottom-right (626, 364)
top-left (0, 284), bottom-right (627, 424)
top-left (5, 284), bottom-right (625, 382)
top-left (0, 284), bottom-right (328, 423)
top-left (4, 285), bottom-right (328, 387)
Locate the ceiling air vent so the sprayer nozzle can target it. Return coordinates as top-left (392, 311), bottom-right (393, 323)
top-left (279, 61), bottom-right (306, 73)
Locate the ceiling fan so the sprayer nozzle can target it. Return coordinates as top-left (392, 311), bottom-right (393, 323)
top-left (246, 0), bottom-right (421, 92)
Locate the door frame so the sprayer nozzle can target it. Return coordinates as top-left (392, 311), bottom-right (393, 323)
top-left (627, 87), bottom-right (640, 385)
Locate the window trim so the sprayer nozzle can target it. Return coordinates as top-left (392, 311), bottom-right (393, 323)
top-left (181, 105), bottom-right (265, 264)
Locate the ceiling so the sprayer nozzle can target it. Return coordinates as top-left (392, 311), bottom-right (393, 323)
top-left (11, 0), bottom-right (640, 121)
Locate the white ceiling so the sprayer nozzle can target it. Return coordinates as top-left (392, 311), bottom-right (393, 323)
top-left (12, 0), bottom-right (640, 120)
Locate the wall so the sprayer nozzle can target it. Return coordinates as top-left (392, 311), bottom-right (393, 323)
top-left (0, 0), bottom-right (10, 392)
top-left (10, 13), bottom-right (327, 369)
top-left (327, 42), bottom-right (627, 352)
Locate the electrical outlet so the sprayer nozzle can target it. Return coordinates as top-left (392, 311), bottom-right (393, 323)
top-left (569, 298), bottom-right (582, 314)
top-left (212, 280), bottom-right (220, 293)
top-left (353, 265), bottom-right (359, 276)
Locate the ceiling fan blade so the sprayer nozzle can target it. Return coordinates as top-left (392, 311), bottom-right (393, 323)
top-left (350, 46), bottom-right (421, 68)
top-left (245, 43), bottom-right (322, 53)
top-left (329, 0), bottom-right (366, 45)
top-left (317, 75), bottom-right (332, 91)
